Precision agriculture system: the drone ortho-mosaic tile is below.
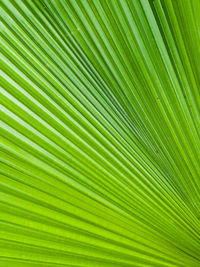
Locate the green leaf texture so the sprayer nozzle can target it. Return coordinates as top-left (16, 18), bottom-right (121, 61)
top-left (0, 0), bottom-right (200, 266)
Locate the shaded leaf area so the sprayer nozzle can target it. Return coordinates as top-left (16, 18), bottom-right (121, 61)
top-left (0, 0), bottom-right (200, 266)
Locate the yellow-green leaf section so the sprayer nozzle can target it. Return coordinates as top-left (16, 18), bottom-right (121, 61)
top-left (0, 0), bottom-right (200, 266)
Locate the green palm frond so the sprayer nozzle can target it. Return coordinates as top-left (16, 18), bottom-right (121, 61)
top-left (0, 0), bottom-right (200, 266)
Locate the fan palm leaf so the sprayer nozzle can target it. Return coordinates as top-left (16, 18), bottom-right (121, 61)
top-left (0, 0), bottom-right (200, 266)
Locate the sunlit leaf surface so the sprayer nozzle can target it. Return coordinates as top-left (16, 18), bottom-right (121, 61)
top-left (0, 0), bottom-right (200, 266)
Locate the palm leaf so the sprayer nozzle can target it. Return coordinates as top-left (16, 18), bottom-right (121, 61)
top-left (0, 0), bottom-right (200, 266)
